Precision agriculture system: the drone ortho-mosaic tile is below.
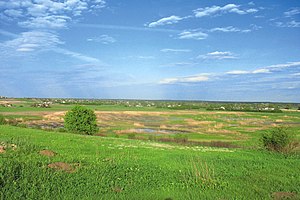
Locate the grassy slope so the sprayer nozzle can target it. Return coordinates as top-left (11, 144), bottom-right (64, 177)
top-left (0, 125), bottom-right (299, 200)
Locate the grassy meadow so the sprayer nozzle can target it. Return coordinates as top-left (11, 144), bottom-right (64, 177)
top-left (0, 98), bottom-right (300, 199)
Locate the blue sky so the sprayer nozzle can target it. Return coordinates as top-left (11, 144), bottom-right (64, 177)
top-left (0, 0), bottom-right (300, 102)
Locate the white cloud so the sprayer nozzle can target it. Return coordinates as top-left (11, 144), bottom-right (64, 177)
top-left (4, 9), bottom-right (23, 18)
top-left (1, 31), bottom-right (63, 52)
top-left (198, 51), bottom-right (237, 59)
top-left (0, 30), bottom-right (100, 63)
top-left (148, 15), bottom-right (183, 27)
top-left (160, 48), bottom-right (191, 53)
top-left (226, 70), bottom-right (250, 75)
top-left (226, 62), bottom-right (300, 75)
top-left (276, 20), bottom-right (300, 28)
top-left (266, 61), bottom-right (300, 70)
top-left (194, 4), bottom-right (257, 18)
top-left (0, 0), bottom-right (106, 29)
top-left (178, 30), bottom-right (208, 40)
top-left (137, 56), bottom-right (155, 59)
top-left (159, 74), bottom-right (210, 84)
top-left (284, 8), bottom-right (300, 17)
top-left (161, 62), bottom-right (197, 67)
top-left (159, 61), bottom-right (300, 86)
top-left (252, 68), bottom-right (271, 74)
top-left (19, 15), bottom-right (71, 29)
top-left (209, 26), bottom-right (251, 33)
top-left (183, 75), bottom-right (210, 82)
top-left (159, 78), bottom-right (180, 84)
top-left (249, 24), bottom-right (262, 30)
top-left (87, 35), bottom-right (116, 44)
top-left (227, 68), bottom-right (271, 75)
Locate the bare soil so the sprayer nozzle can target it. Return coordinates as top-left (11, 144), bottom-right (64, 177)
top-left (0, 145), bottom-right (5, 154)
top-left (272, 192), bottom-right (297, 200)
top-left (39, 150), bottom-right (56, 157)
top-left (47, 162), bottom-right (75, 173)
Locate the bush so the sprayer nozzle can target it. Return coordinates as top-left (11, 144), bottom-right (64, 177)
top-left (0, 115), bottom-right (6, 125)
top-left (261, 127), bottom-right (296, 153)
top-left (64, 106), bottom-right (98, 135)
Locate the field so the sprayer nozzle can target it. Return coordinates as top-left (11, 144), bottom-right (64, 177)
top-left (1, 98), bottom-right (300, 199)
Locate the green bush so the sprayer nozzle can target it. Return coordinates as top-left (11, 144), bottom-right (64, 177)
top-left (64, 106), bottom-right (98, 135)
top-left (261, 127), bottom-right (295, 153)
top-left (0, 115), bottom-right (6, 125)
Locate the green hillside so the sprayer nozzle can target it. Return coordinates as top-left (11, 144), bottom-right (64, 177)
top-left (0, 125), bottom-right (299, 199)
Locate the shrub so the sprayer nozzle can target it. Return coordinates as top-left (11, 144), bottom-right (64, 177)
top-left (261, 127), bottom-right (296, 153)
top-left (0, 115), bottom-right (6, 125)
top-left (64, 106), bottom-right (98, 135)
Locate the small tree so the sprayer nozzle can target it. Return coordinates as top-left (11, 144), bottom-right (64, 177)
top-left (261, 127), bottom-right (295, 153)
top-left (64, 106), bottom-right (98, 135)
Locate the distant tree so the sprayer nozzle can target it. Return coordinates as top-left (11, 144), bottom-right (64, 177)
top-left (64, 106), bottom-right (98, 135)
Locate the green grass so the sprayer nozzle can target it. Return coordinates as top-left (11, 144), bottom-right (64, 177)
top-left (0, 125), bottom-right (299, 199)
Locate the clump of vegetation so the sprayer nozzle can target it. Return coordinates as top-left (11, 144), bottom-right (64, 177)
top-left (0, 115), bottom-right (6, 125)
top-left (64, 106), bottom-right (98, 135)
top-left (261, 127), bottom-right (298, 153)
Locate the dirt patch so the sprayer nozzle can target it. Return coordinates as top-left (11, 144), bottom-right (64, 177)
top-left (272, 192), bottom-right (297, 200)
top-left (40, 150), bottom-right (56, 157)
top-left (112, 186), bottom-right (123, 193)
top-left (48, 162), bottom-right (75, 173)
top-left (0, 145), bottom-right (6, 154)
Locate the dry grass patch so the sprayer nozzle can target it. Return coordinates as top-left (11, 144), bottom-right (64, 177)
top-left (185, 119), bottom-right (214, 126)
top-left (207, 128), bottom-right (240, 135)
top-left (44, 111), bottom-right (65, 121)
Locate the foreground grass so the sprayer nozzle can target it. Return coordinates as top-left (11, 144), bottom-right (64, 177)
top-left (0, 125), bottom-right (299, 199)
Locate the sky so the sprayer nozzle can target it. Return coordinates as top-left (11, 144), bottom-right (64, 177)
top-left (0, 0), bottom-right (300, 102)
